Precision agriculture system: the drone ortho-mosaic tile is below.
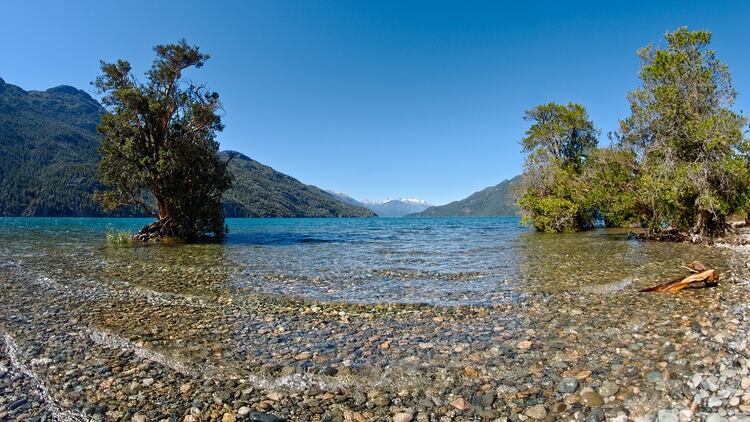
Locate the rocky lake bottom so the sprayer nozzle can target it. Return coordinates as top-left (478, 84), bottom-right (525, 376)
top-left (2, 217), bottom-right (750, 422)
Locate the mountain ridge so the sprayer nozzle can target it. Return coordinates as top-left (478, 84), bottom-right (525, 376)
top-left (410, 176), bottom-right (523, 217)
top-left (0, 78), bottom-right (374, 218)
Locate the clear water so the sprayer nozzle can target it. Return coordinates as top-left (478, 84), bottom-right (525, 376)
top-left (0, 216), bottom-right (738, 306)
top-left (1, 217), bottom-right (749, 419)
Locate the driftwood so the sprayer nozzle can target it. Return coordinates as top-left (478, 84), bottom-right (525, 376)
top-left (640, 261), bottom-right (719, 293)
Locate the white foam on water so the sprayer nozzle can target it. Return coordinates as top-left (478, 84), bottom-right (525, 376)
top-left (87, 327), bottom-right (386, 393)
top-left (87, 327), bottom-right (197, 376)
top-left (1, 333), bottom-right (87, 422)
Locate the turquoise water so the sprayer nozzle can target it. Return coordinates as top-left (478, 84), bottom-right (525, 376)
top-left (0, 216), bottom-right (737, 305)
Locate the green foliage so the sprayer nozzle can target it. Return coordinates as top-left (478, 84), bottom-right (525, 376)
top-left (94, 40), bottom-right (231, 241)
top-left (518, 102), bottom-right (599, 232)
top-left (518, 28), bottom-right (750, 239)
top-left (617, 27), bottom-right (750, 236)
top-left (106, 229), bottom-right (134, 245)
top-left (582, 148), bottom-right (639, 228)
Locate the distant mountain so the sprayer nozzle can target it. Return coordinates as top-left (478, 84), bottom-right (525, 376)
top-left (326, 192), bottom-right (432, 217)
top-left (222, 152), bottom-right (375, 217)
top-left (0, 77), bottom-right (374, 218)
top-left (410, 176), bottom-right (523, 217)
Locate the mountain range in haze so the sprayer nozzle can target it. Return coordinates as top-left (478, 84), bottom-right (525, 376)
top-left (326, 192), bottom-right (432, 217)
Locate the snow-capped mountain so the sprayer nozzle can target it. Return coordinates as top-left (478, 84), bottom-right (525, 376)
top-left (361, 198), bottom-right (431, 206)
top-left (326, 192), bottom-right (432, 217)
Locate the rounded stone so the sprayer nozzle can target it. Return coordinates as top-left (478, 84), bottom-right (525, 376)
top-left (599, 381), bottom-right (619, 397)
top-left (586, 408), bottom-right (605, 422)
top-left (524, 404), bottom-right (547, 420)
top-left (558, 377), bottom-right (579, 393)
top-left (657, 409), bottom-right (678, 422)
top-left (580, 391), bottom-right (604, 407)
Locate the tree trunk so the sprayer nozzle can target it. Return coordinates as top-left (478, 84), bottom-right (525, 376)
top-left (156, 196), bottom-right (175, 221)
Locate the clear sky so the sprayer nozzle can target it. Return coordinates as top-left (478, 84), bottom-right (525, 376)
top-left (2, 1), bottom-right (749, 205)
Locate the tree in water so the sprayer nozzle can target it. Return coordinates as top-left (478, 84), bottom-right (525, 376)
top-left (618, 27), bottom-right (750, 238)
top-left (518, 102), bottom-right (599, 232)
top-left (94, 40), bottom-right (231, 241)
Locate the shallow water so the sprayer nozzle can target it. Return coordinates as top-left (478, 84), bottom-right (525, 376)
top-left (1, 217), bottom-right (749, 420)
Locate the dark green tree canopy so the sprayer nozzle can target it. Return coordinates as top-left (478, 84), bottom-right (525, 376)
top-left (522, 102), bottom-right (599, 171)
top-left (94, 40), bottom-right (231, 241)
top-left (618, 27), bottom-right (750, 237)
top-left (518, 102), bottom-right (599, 233)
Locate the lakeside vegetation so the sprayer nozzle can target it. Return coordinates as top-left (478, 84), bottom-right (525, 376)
top-left (519, 27), bottom-right (750, 241)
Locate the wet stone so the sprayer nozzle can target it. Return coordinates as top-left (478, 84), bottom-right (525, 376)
top-left (657, 409), bottom-right (678, 422)
top-left (524, 404), bottom-right (547, 420)
top-left (580, 391), bottom-right (604, 407)
top-left (598, 381), bottom-right (618, 397)
top-left (558, 377), bottom-right (579, 393)
top-left (586, 408), bottom-right (605, 422)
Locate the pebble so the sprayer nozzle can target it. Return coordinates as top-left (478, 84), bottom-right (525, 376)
top-left (449, 397), bottom-right (470, 410)
top-left (517, 340), bottom-right (533, 350)
top-left (524, 404), bottom-right (547, 420)
top-left (598, 381), bottom-right (619, 397)
top-left (586, 408), bottom-right (605, 422)
top-left (647, 371), bottom-right (664, 383)
top-left (706, 414), bottom-right (728, 422)
top-left (558, 377), bottom-right (579, 393)
top-left (393, 412), bottom-right (413, 422)
top-left (657, 409), bottom-right (678, 422)
top-left (580, 391), bottom-right (603, 407)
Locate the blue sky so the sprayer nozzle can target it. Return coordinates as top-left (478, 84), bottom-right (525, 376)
top-left (2, 1), bottom-right (749, 205)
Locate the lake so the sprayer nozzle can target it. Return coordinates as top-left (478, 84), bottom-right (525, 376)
top-left (1, 217), bottom-right (749, 420)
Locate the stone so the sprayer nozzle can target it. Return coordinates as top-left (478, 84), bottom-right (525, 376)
top-left (525, 404), bottom-right (547, 420)
top-left (575, 370), bottom-right (592, 380)
top-left (657, 409), bottom-right (678, 422)
top-left (142, 377), bottom-right (154, 387)
top-left (179, 383), bottom-right (192, 394)
top-left (678, 409), bottom-right (693, 422)
top-left (580, 391), bottom-right (604, 407)
top-left (647, 371), bottom-right (663, 383)
top-left (705, 414), bottom-right (728, 422)
top-left (449, 397), bottom-right (470, 410)
top-left (586, 408), bottom-right (605, 422)
top-left (132, 415), bottom-right (147, 422)
top-left (238, 407), bottom-right (251, 417)
top-left (393, 413), bottom-right (413, 422)
top-left (599, 381), bottom-right (619, 397)
top-left (294, 351), bottom-right (312, 360)
top-left (517, 340), bottom-right (533, 350)
top-left (558, 377), bottom-right (579, 393)
top-left (708, 397), bottom-right (723, 408)
top-left (247, 412), bottom-right (285, 422)
top-left (464, 366), bottom-right (479, 378)
top-left (222, 413), bottom-right (236, 422)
